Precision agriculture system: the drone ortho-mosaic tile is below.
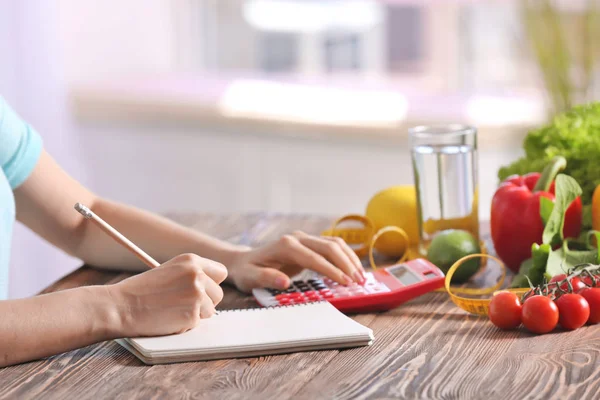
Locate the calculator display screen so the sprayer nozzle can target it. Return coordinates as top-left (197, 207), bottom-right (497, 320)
top-left (389, 266), bottom-right (423, 286)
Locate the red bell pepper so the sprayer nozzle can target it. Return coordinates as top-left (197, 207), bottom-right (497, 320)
top-left (491, 157), bottom-right (582, 273)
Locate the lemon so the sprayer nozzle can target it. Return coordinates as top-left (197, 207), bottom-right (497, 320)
top-left (366, 185), bottom-right (419, 257)
top-left (426, 229), bottom-right (481, 283)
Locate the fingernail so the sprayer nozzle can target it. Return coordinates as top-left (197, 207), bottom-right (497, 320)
top-left (352, 270), bottom-right (363, 283)
top-left (343, 275), bottom-right (353, 286)
top-left (275, 276), bottom-right (289, 289)
top-left (359, 268), bottom-right (366, 279)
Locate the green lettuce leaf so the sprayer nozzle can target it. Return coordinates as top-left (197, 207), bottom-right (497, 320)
top-left (498, 102), bottom-right (600, 206)
top-left (542, 174), bottom-right (582, 246)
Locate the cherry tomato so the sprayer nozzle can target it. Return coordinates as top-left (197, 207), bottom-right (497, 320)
top-left (581, 274), bottom-right (600, 288)
top-left (555, 293), bottom-right (590, 330)
top-left (580, 288), bottom-right (600, 324)
top-left (521, 295), bottom-right (559, 334)
top-left (488, 291), bottom-right (522, 329)
top-left (549, 274), bottom-right (586, 293)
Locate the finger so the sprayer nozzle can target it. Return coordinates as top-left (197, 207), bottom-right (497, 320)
top-left (198, 290), bottom-right (216, 319)
top-left (241, 266), bottom-right (290, 292)
top-left (294, 233), bottom-right (362, 283)
top-left (196, 258), bottom-right (228, 284)
top-left (204, 277), bottom-right (225, 305)
top-left (169, 253), bottom-right (228, 284)
top-left (280, 235), bottom-right (352, 285)
top-left (321, 236), bottom-right (366, 275)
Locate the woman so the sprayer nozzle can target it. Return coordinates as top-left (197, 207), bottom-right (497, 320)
top-left (0, 96), bottom-right (365, 367)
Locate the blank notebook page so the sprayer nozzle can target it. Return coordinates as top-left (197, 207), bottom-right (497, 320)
top-left (126, 301), bottom-right (373, 357)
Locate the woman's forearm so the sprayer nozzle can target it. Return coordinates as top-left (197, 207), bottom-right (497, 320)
top-left (0, 286), bottom-right (121, 368)
top-left (74, 197), bottom-right (248, 272)
top-left (13, 151), bottom-right (246, 276)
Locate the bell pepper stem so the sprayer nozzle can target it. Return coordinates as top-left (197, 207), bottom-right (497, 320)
top-left (533, 156), bottom-right (567, 192)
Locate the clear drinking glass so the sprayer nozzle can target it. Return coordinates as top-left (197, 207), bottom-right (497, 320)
top-left (409, 124), bottom-right (479, 255)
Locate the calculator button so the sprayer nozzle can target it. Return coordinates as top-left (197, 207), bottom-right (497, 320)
top-left (291, 297), bottom-right (306, 304)
top-left (303, 290), bottom-right (317, 296)
top-left (275, 294), bottom-right (290, 300)
top-left (321, 292), bottom-right (334, 299)
top-left (307, 294), bottom-right (320, 301)
top-left (293, 280), bottom-right (305, 285)
top-left (278, 298), bottom-right (291, 305)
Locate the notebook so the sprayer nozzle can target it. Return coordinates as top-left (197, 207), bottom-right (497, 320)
top-left (115, 301), bottom-right (374, 365)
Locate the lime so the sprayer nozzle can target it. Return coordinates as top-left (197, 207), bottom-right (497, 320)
top-left (426, 229), bottom-right (481, 283)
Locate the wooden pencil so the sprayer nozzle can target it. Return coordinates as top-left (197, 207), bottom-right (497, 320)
top-left (74, 202), bottom-right (161, 269)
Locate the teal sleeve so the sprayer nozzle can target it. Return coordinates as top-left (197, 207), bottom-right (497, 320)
top-left (0, 97), bottom-right (43, 189)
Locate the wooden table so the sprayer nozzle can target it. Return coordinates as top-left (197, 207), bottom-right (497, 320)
top-left (1, 213), bottom-right (599, 399)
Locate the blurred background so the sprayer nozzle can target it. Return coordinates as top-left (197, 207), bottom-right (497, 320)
top-left (1, 0), bottom-right (596, 297)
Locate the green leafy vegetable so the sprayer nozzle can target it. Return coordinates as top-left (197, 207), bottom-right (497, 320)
top-left (498, 102), bottom-right (600, 209)
top-left (542, 174), bottom-right (582, 246)
top-left (511, 243), bottom-right (550, 288)
top-left (582, 204), bottom-right (593, 229)
top-left (511, 174), bottom-right (597, 287)
top-left (544, 241), bottom-right (598, 279)
top-left (510, 259), bottom-right (533, 288)
top-left (539, 197), bottom-right (554, 225)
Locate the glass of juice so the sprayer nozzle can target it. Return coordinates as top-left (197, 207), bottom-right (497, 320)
top-left (409, 124), bottom-right (479, 255)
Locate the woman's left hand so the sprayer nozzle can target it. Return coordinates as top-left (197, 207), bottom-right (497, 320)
top-left (225, 231), bottom-right (366, 293)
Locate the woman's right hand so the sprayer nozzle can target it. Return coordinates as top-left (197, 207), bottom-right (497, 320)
top-left (108, 253), bottom-right (228, 338)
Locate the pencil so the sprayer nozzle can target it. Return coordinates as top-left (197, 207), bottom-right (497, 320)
top-left (74, 202), bottom-right (161, 269)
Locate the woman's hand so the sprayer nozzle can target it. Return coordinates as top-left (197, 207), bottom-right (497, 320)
top-left (109, 253), bottom-right (228, 337)
top-left (225, 231), bottom-right (365, 293)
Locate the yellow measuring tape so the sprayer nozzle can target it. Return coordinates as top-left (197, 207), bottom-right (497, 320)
top-left (322, 214), bottom-right (375, 258)
top-left (444, 254), bottom-right (530, 316)
top-left (322, 214), bottom-right (530, 316)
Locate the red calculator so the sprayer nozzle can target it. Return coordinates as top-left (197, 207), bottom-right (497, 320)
top-left (252, 258), bottom-right (445, 313)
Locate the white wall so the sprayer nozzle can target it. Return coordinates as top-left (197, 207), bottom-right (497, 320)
top-left (57, 0), bottom-right (176, 84)
top-left (74, 117), bottom-right (520, 221)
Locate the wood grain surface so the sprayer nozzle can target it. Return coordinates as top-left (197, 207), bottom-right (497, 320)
top-left (1, 213), bottom-right (599, 400)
